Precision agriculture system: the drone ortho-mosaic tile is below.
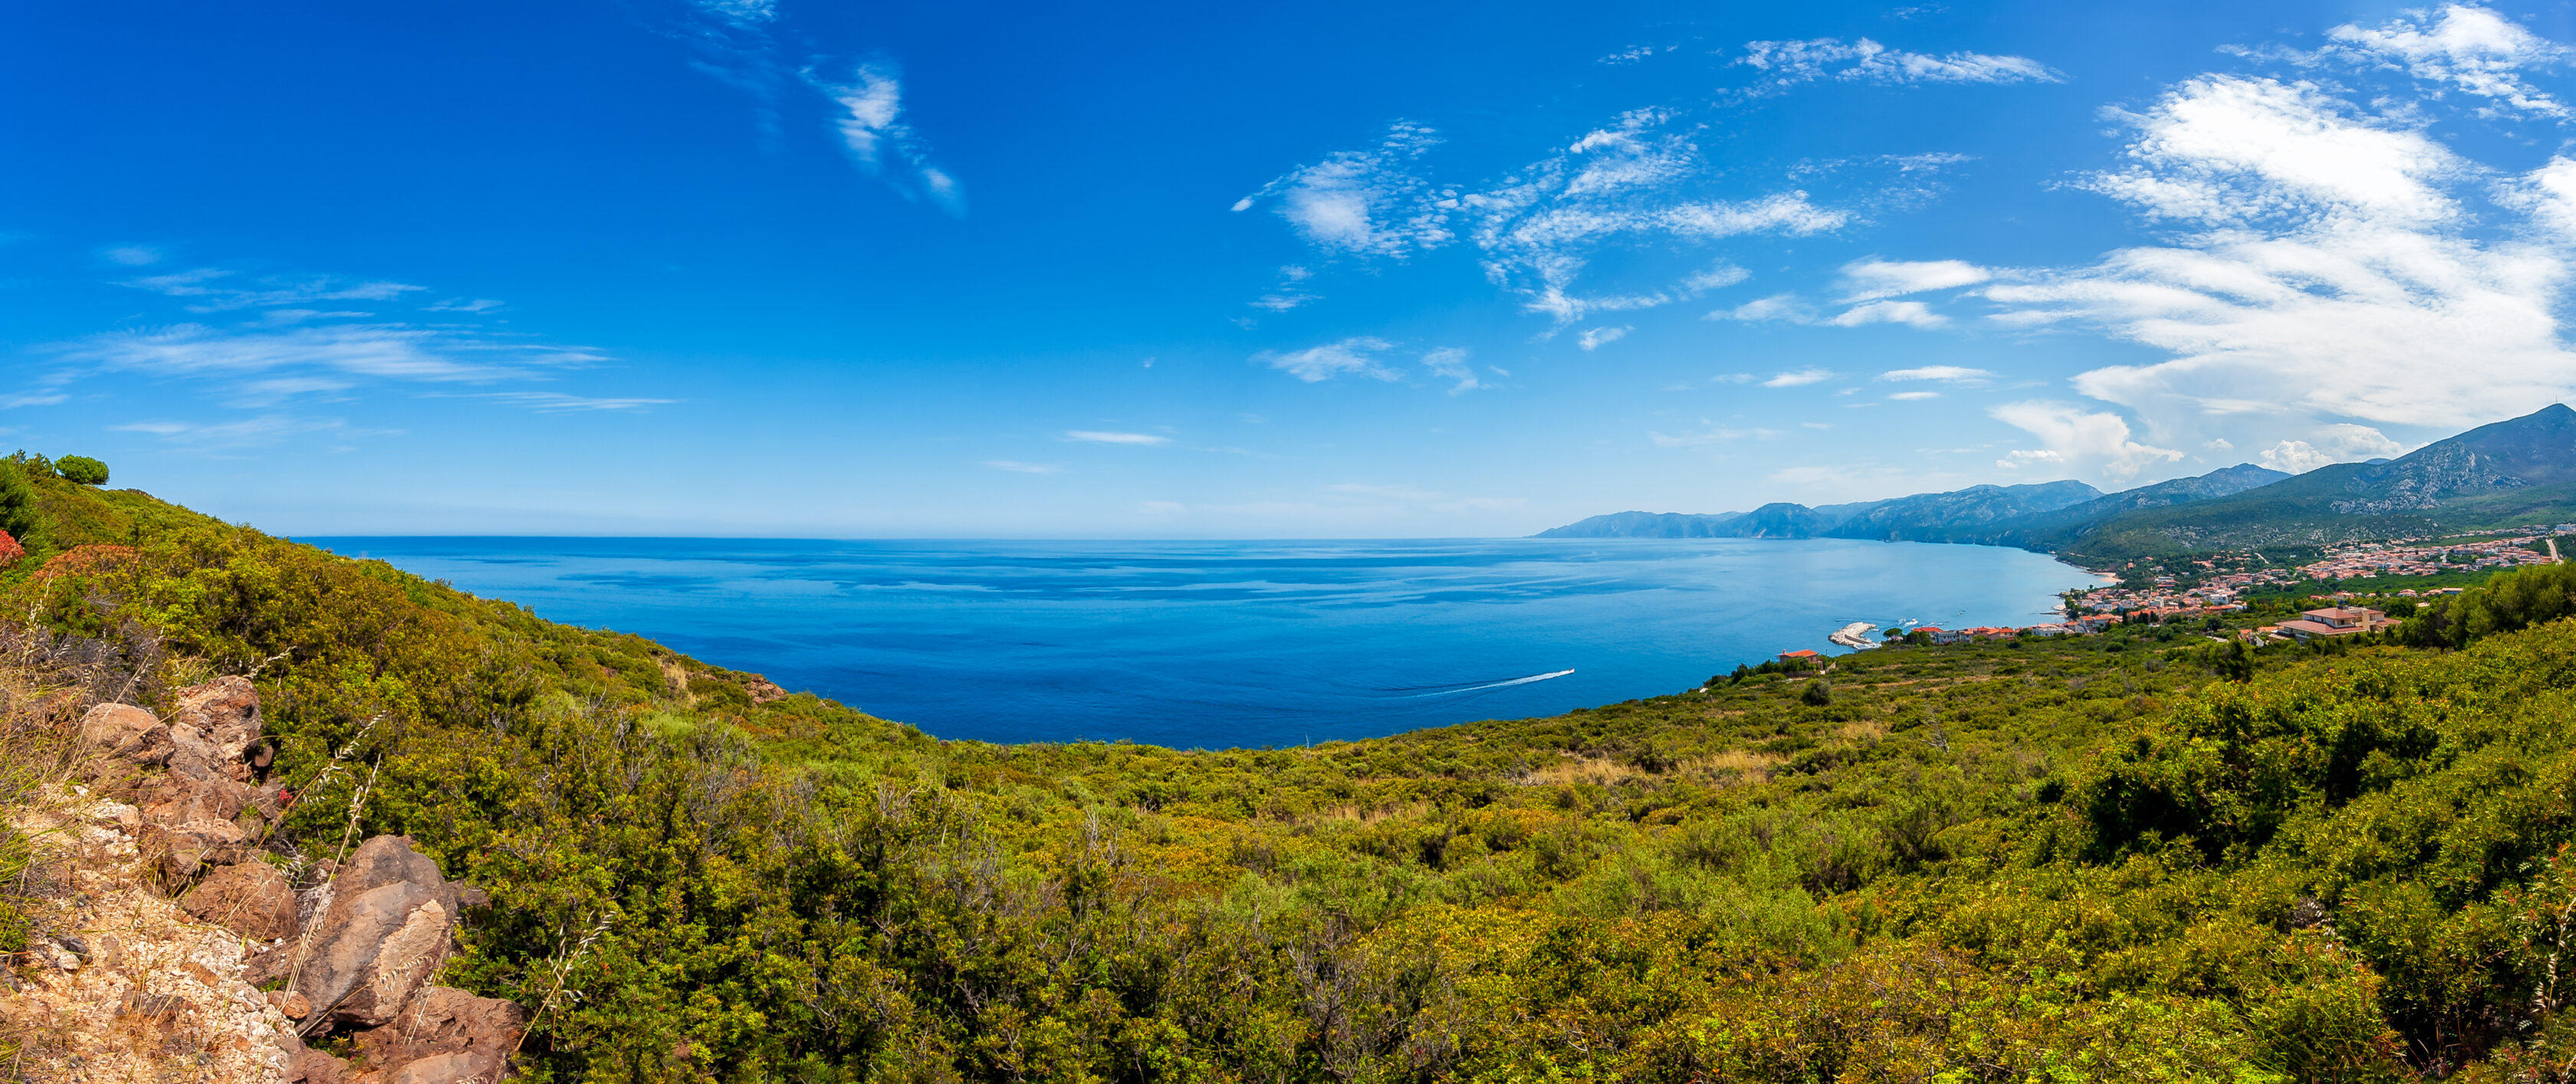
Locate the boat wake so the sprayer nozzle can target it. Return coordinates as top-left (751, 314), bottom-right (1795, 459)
top-left (1393, 669), bottom-right (1577, 698)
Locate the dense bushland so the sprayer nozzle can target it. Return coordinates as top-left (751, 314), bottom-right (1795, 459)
top-left (9, 470), bottom-right (2576, 1079)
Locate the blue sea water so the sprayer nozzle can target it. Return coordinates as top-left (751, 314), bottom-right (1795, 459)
top-left (297, 537), bottom-right (2098, 748)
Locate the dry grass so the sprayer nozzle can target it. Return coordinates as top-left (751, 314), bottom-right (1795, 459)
top-left (1515, 756), bottom-right (1651, 788)
top-left (1677, 749), bottom-right (1785, 787)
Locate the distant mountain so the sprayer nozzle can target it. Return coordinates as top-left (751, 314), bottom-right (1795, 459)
top-left (1825, 481), bottom-right (2102, 542)
top-left (2058, 403), bottom-right (2576, 560)
top-left (1536, 481), bottom-right (2103, 540)
top-left (1533, 466), bottom-right (2283, 550)
top-left (1533, 405), bottom-right (2576, 562)
top-left (1533, 510), bottom-right (1745, 538)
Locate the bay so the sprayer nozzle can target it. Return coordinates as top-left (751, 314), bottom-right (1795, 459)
top-left (298, 537), bottom-right (2098, 748)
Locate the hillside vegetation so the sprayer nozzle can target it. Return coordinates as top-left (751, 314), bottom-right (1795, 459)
top-left (10, 465), bottom-right (2576, 1081)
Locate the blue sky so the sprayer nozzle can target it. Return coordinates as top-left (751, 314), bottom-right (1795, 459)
top-left (8, 1), bottom-right (2576, 537)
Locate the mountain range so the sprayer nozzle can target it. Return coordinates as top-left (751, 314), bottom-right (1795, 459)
top-left (1539, 403), bottom-right (2576, 562)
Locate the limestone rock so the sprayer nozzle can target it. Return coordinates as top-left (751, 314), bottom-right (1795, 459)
top-left (184, 859), bottom-right (300, 940)
top-left (292, 836), bottom-right (459, 1030)
top-left (80, 701), bottom-right (171, 764)
top-left (355, 986), bottom-right (527, 1084)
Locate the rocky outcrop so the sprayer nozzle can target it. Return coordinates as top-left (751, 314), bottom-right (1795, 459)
top-left (184, 857), bottom-right (301, 940)
top-left (355, 986), bottom-right (529, 1084)
top-left (15, 680), bottom-right (525, 1083)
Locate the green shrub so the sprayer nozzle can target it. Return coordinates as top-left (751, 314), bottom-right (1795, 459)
top-left (54, 455), bottom-right (107, 485)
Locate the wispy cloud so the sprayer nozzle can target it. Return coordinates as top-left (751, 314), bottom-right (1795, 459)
top-left (1421, 347), bottom-right (1481, 394)
top-left (1257, 337), bottom-right (1401, 383)
top-left (124, 268), bottom-right (423, 312)
top-left (1576, 326), bottom-right (1631, 351)
top-left (986, 459), bottom-right (1066, 474)
top-left (2288, 5), bottom-right (2572, 119)
top-left (475, 392), bottom-right (676, 413)
top-left (810, 61), bottom-right (965, 216)
top-left (1250, 264), bottom-right (1319, 312)
top-left (60, 324), bottom-right (553, 382)
top-left (102, 245), bottom-right (163, 266)
top-left (1064, 430), bottom-right (1171, 445)
top-left (1762, 368), bottom-right (1834, 387)
top-left (1232, 123), bottom-right (1451, 258)
top-left (1838, 258), bottom-right (1990, 301)
top-left (1735, 37), bottom-right (2061, 94)
top-left (1827, 299), bottom-right (1946, 327)
top-left (1888, 390), bottom-right (1940, 400)
top-left (111, 414), bottom-right (387, 451)
top-left (1880, 365), bottom-right (1993, 383)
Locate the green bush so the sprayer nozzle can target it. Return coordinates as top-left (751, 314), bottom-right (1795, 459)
top-left (54, 455), bottom-right (107, 486)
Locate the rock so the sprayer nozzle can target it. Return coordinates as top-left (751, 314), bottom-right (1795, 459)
top-left (355, 986), bottom-right (527, 1084)
top-left (293, 836), bottom-right (459, 1030)
top-left (744, 675), bottom-right (789, 703)
top-left (80, 702), bottom-right (171, 764)
top-left (267, 989), bottom-right (312, 1019)
top-left (284, 1044), bottom-right (356, 1084)
top-left (384, 1052), bottom-right (487, 1084)
top-left (145, 817), bottom-right (250, 881)
top-left (183, 859), bottom-right (299, 940)
top-left (34, 938), bottom-right (81, 970)
top-left (243, 943), bottom-right (296, 987)
top-left (175, 675), bottom-right (264, 764)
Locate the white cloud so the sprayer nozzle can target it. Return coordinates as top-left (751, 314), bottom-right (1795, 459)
top-left (125, 268), bottom-right (423, 312)
top-left (1576, 326), bottom-right (1631, 351)
top-left (1985, 68), bottom-right (2576, 442)
top-left (103, 245), bottom-right (163, 266)
top-left (1990, 401), bottom-right (2183, 478)
top-left (811, 62), bottom-right (965, 216)
top-left (428, 298), bottom-right (504, 314)
top-left (1247, 111), bottom-right (1842, 324)
top-left (1250, 264), bottom-right (1318, 312)
top-left (2316, 5), bottom-right (2571, 118)
top-left (694, 0), bottom-right (775, 25)
top-left (2259, 423), bottom-right (2404, 472)
top-left (2207, 437), bottom-right (2235, 449)
top-left (111, 414), bottom-right (383, 451)
top-left (1879, 365), bottom-right (1994, 383)
top-left (1762, 368), bottom-right (1834, 387)
top-left (1718, 294), bottom-right (1809, 322)
top-left (1829, 300), bottom-right (1947, 327)
top-left (475, 392), bottom-right (675, 413)
top-left (986, 459), bottom-right (1064, 474)
top-left (1233, 123), bottom-right (1451, 258)
top-left (58, 324), bottom-right (578, 383)
top-left (1888, 390), bottom-right (1940, 400)
top-left (1737, 38), bottom-right (2061, 93)
top-left (1421, 347), bottom-right (1480, 393)
top-left (1995, 448), bottom-right (2065, 469)
top-left (1256, 337), bottom-right (1401, 383)
top-left (1840, 258), bottom-right (1990, 301)
top-left (0, 391), bottom-right (68, 409)
top-left (1064, 430), bottom-right (1171, 445)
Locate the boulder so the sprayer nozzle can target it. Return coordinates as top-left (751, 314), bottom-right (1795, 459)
top-left (182, 859), bottom-right (299, 940)
top-left (174, 675), bottom-right (264, 763)
top-left (292, 836), bottom-right (459, 1031)
top-left (145, 817), bottom-right (249, 881)
top-left (80, 702), bottom-right (170, 764)
top-left (355, 986), bottom-right (527, 1084)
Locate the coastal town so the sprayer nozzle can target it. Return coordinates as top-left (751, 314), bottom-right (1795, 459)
top-left (1784, 529), bottom-right (2569, 661)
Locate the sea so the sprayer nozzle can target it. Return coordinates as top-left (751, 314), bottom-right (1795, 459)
top-left (297, 537), bottom-right (2097, 748)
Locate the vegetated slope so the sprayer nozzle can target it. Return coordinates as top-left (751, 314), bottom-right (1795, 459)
top-left (2059, 403), bottom-right (2576, 562)
top-left (12, 462), bottom-right (2576, 1078)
